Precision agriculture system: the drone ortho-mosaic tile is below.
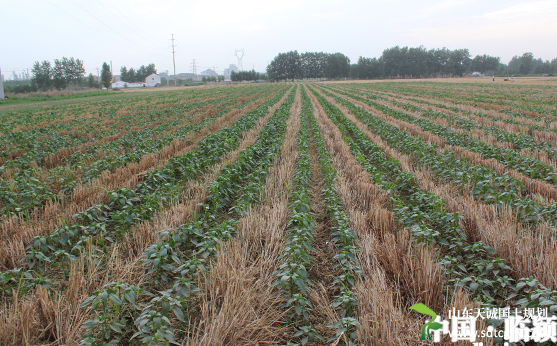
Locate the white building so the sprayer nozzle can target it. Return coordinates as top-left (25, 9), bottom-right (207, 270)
top-left (111, 81), bottom-right (145, 89)
top-left (223, 64), bottom-right (239, 81)
top-left (111, 74), bottom-right (162, 88)
top-left (145, 73), bottom-right (161, 87)
top-left (200, 69), bottom-right (218, 78)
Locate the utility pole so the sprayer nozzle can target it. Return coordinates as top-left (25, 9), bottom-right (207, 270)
top-left (110, 60), bottom-right (113, 82)
top-left (171, 34), bottom-right (177, 86)
top-left (96, 67), bottom-right (100, 81)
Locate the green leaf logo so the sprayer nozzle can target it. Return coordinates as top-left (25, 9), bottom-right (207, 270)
top-left (409, 303), bottom-right (443, 340)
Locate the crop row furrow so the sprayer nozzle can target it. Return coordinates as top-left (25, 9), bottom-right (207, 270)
top-left (310, 85), bottom-right (557, 314)
top-left (79, 88), bottom-right (296, 345)
top-left (305, 87), bottom-right (361, 345)
top-left (0, 86), bottom-right (274, 220)
top-left (0, 87), bottom-right (291, 296)
top-left (316, 86), bottom-right (557, 227)
top-left (326, 86), bottom-right (557, 185)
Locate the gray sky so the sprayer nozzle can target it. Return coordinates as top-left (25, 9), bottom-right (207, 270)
top-left (1, 0), bottom-right (556, 79)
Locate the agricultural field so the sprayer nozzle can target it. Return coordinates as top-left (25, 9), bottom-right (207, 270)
top-left (0, 79), bottom-right (556, 345)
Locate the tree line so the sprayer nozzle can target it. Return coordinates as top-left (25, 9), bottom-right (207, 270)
top-left (119, 64), bottom-right (157, 82)
top-left (31, 57), bottom-right (86, 90)
top-left (266, 46), bottom-right (557, 81)
top-left (267, 51), bottom-right (351, 81)
top-left (230, 69), bottom-right (267, 82)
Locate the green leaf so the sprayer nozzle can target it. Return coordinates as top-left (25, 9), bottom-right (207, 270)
top-left (409, 303), bottom-right (437, 319)
top-left (109, 293), bottom-right (122, 306)
top-left (162, 301), bottom-right (171, 316)
top-left (173, 306), bottom-right (185, 322)
top-left (110, 323), bottom-right (123, 334)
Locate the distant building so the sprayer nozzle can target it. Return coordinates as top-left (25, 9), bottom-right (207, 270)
top-left (111, 74), bottom-right (162, 88)
top-left (223, 64), bottom-right (238, 81)
top-left (111, 81), bottom-right (145, 88)
top-left (145, 73), bottom-right (161, 87)
top-left (200, 69), bottom-right (218, 77)
top-left (175, 73), bottom-right (200, 81)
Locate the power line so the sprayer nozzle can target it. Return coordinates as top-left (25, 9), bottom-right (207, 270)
top-left (69, 0), bottom-right (167, 58)
top-left (44, 0), bottom-right (167, 60)
top-left (99, 0), bottom-right (163, 44)
top-left (89, 0), bottom-right (167, 52)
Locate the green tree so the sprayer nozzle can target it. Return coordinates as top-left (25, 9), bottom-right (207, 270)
top-left (231, 70), bottom-right (259, 82)
top-left (31, 60), bottom-right (52, 91)
top-left (471, 54), bottom-right (501, 74)
top-left (355, 56), bottom-right (384, 79)
top-left (52, 59), bottom-right (67, 90)
top-left (127, 68), bottom-right (136, 82)
top-left (449, 49), bottom-right (471, 76)
top-left (120, 66), bottom-right (128, 82)
top-left (300, 52), bottom-right (328, 79)
top-left (120, 64), bottom-right (157, 82)
top-left (87, 73), bottom-right (99, 88)
top-left (101, 62), bottom-right (112, 88)
top-left (65, 57), bottom-right (85, 86)
top-left (325, 53), bottom-right (350, 79)
top-left (267, 51), bottom-right (301, 81)
top-left (519, 52), bottom-right (534, 74)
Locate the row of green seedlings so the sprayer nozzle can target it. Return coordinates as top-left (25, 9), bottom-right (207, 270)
top-left (309, 86), bottom-right (557, 336)
top-left (273, 87), bottom-right (320, 346)
top-left (305, 87), bottom-right (361, 345)
top-left (354, 82), bottom-right (557, 119)
top-left (315, 86), bottom-right (557, 228)
top-left (68, 87), bottom-right (266, 182)
top-left (325, 86), bottom-right (557, 185)
top-left (348, 84), bottom-right (557, 133)
top-left (0, 86), bottom-right (226, 171)
top-left (0, 88), bottom-right (198, 130)
top-left (0, 86), bottom-right (279, 219)
top-left (0, 87), bottom-right (291, 298)
top-left (368, 87), bottom-right (557, 137)
top-left (0, 85), bottom-right (232, 150)
top-left (79, 88), bottom-right (296, 346)
top-left (0, 87), bottom-right (276, 219)
top-left (338, 86), bottom-right (557, 159)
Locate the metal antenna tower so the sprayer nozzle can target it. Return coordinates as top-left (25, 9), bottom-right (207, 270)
top-left (191, 59), bottom-right (198, 74)
top-left (235, 49), bottom-right (245, 71)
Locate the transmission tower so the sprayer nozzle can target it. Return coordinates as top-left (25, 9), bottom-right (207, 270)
top-left (191, 59), bottom-right (198, 74)
top-left (235, 49), bottom-right (245, 71)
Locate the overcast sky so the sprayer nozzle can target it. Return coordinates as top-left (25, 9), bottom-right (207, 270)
top-left (1, 0), bottom-right (556, 79)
